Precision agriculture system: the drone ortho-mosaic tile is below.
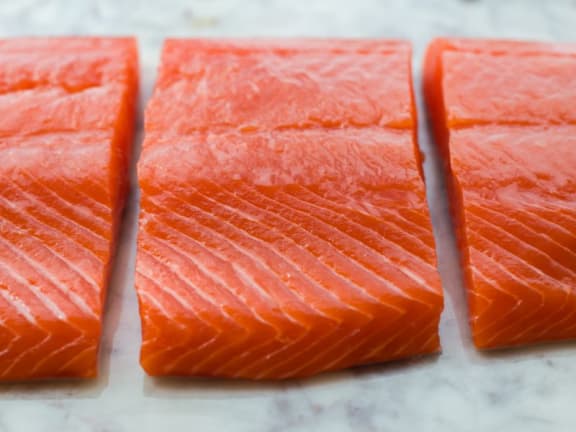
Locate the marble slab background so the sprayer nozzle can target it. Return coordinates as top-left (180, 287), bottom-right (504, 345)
top-left (0, 0), bottom-right (576, 431)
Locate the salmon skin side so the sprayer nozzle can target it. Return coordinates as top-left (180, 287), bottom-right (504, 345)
top-left (136, 39), bottom-right (443, 379)
top-left (424, 37), bottom-right (576, 349)
top-left (0, 37), bottom-right (138, 380)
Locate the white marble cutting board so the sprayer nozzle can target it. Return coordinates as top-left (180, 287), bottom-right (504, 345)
top-left (0, 1), bottom-right (576, 431)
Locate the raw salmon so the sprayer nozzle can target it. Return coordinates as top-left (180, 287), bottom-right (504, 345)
top-left (424, 38), bottom-right (576, 349)
top-left (136, 39), bottom-right (443, 379)
top-left (0, 38), bottom-right (138, 379)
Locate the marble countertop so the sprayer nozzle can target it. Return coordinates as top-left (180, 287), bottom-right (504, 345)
top-left (1, 0), bottom-right (576, 431)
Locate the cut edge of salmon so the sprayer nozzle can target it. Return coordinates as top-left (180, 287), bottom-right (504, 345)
top-left (424, 38), bottom-right (514, 350)
top-left (428, 37), bottom-right (576, 58)
top-left (162, 38), bottom-right (411, 56)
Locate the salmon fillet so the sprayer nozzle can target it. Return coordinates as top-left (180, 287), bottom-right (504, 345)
top-left (136, 39), bottom-right (443, 379)
top-left (0, 38), bottom-right (138, 380)
top-left (424, 38), bottom-right (576, 349)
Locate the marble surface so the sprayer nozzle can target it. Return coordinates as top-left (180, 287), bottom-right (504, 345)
top-left (1, 0), bottom-right (576, 431)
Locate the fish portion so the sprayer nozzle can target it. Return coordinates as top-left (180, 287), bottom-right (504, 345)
top-left (0, 38), bottom-right (138, 379)
top-left (136, 39), bottom-right (443, 379)
top-left (424, 38), bottom-right (576, 349)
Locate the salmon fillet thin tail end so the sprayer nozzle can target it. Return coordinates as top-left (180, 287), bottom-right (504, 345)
top-left (424, 37), bottom-right (576, 350)
top-left (0, 37), bottom-right (139, 380)
top-left (136, 38), bottom-right (444, 380)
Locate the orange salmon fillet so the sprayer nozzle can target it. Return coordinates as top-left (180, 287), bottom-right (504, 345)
top-left (0, 37), bottom-right (138, 380)
top-left (136, 39), bottom-right (443, 379)
top-left (424, 38), bottom-right (576, 349)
